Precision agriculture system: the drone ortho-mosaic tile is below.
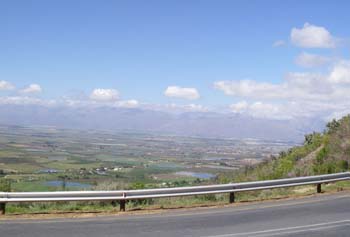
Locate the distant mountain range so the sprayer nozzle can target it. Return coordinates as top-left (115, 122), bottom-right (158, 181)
top-left (0, 105), bottom-right (325, 142)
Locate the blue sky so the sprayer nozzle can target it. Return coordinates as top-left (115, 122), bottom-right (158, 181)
top-left (1, 1), bottom-right (350, 119)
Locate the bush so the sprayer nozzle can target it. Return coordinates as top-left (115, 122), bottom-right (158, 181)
top-left (338, 160), bottom-right (349, 171)
top-left (0, 179), bottom-right (11, 192)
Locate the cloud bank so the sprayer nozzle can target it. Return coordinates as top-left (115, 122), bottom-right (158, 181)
top-left (215, 59), bottom-right (350, 119)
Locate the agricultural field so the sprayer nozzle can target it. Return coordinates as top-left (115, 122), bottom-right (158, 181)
top-left (0, 125), bottom-right (294, 192)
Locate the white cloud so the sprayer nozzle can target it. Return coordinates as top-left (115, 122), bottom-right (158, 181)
top-left (217, 60), bottom-right (350, 119)
top-left (284, 72), bottom-right (332, 99)
top-left (229, 101), bottom-right (249, 113)
top-left (166, 103), bottom-right (208, 112)
top-left (291, 23), bottom-right (336, 48)
top-left (0, 81), bottom-right (15, 90)
top-left (295, 52), bottom-right (331, 68)
top-left (249, 102), bottom-right (283, 119)
top-left (273, 40), bottom-right (286, 47)
top-left (57, 98), bottom-right (140, 109)
top-left (214, 80), bottom-right (282, 99)
top-left (229, 100), bottom-right (348, 120)
top-left (0, 96), bottom-right (55, 106)
top-left (214, 71), bottom-right (340, 102)
top-left (115, 100), bottom-right (139, 108)
top-left (20, 84), bottom-right (42, 94)
top-left (90, 88), bottom-right (119, 102)
top-left (325, 109), bottom-right (350, 121)
top-left (183, 104), bottom-right (208, 112)
top-left (230, 101), bottom-right (287, 119)
top-left (328, 60), bottom-right (350, 84)
top-left (164, 86), bottom-right (200, 100)
top-left (63, 99), bottom-right (86, 107)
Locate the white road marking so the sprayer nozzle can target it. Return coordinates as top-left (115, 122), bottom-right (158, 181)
top-left (206, 220), bottom-right (350, 237)
top-left (257, 223), bottom-right (350, 236)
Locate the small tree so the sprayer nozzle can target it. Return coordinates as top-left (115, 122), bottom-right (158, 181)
top-left (326, 119), bottom-right (340, 134)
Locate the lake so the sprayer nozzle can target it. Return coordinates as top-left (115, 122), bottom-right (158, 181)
top-left (44, 181), bottom-right (92, 188)
top-left (175, 171), bottom-right (216, 179)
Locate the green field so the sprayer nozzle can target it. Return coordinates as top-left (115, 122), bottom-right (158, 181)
top-left (0, 125), bottom-right (292, 192)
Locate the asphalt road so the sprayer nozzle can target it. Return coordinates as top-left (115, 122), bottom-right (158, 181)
top-left (1, 192), bottom-right (350, 237)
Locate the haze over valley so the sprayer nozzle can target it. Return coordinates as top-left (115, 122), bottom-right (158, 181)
top-left (0, 105), bottom-right (325, 142)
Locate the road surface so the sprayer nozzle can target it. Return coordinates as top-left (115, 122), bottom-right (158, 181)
top-left (1, 192), bottom-right (350, 237)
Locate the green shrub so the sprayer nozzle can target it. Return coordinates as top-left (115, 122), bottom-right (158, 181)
top-left (0, 179), bottom-right (11, 192)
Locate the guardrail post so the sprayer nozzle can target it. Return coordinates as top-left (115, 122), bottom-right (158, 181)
top-left (120, 200), bottom-right (126, 212)
top-left (0, 203), bottom-right (5, 215)
top-left (120, 192), bottom-right (126, 212)
top-left (229, 192), bottom-right (235, 204)
top-left (317, 183), bottom-right (322, 193)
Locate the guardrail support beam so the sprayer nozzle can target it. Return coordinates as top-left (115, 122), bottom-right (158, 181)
top-left (229, 192), bottom-right (235, 203)
top-left (0, 203), bottom-right (5, 215)
top-left (120, 200), bottom-right (126, 212)
top-left (317, 183), bottom-right (322, 193)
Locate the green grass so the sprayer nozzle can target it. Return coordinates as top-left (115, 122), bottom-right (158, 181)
top-left (11, 181), bottom-right (59, 192)
top-left (5, 201), bottom-right (119, 214)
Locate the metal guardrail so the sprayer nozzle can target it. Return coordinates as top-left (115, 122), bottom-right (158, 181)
top-left (0, 172), bottom-right (349, 214)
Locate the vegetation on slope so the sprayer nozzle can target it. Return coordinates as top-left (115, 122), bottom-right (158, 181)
top-left (234, 115), bottom-right (350, 182)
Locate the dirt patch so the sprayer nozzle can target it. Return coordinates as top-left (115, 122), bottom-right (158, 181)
top-left (293, 186), bottom-right (314, 194)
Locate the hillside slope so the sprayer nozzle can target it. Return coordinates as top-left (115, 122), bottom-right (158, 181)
top-left (234, 115), bottom-right (350, 182)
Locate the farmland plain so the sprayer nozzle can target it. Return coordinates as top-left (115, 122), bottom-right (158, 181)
top-left (0, 125), bottom-right (294, 192)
